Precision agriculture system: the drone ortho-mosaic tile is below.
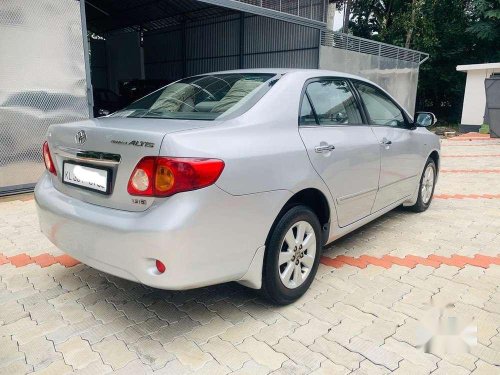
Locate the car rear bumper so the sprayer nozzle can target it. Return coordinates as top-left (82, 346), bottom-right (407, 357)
top-left (35, 173), bottom-right (290, 290)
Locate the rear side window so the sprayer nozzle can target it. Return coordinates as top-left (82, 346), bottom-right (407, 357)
top-left (354, 82), bottom-right (406, 127)
top-left (300, 79), bottom-right (363, 126)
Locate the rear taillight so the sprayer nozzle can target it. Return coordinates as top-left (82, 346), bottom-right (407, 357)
top-left (42, 141), bottom-right (56, 176)
top-left (127, 157), bottom-right (225, 197)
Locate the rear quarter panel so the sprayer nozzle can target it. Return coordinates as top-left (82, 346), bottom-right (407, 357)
top-left (160, 73), bottom-right (333, 200)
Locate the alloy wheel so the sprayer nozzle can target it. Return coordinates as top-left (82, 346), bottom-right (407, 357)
top-left (278, 220), bottom-right (317, 289)
top-left (421, 164), bottom-right (435, 204)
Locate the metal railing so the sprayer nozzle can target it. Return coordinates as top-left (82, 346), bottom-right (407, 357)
top-left (321, 30), bottom-right (429, 64)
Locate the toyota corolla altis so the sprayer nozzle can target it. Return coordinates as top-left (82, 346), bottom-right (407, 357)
top-left (36, 69), bottom-right (440, 304)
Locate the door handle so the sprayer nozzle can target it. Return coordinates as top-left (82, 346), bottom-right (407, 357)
top-left (380, 138), bottom-right (392, 145)
top-left (315, 144), bottom-right (335, 153)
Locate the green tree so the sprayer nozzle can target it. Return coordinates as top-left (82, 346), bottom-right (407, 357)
top-left (346, 0), bottom-right (500, 123)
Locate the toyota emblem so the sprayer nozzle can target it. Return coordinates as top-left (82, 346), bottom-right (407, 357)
top-left (75, 130), bottom-right (86, 145)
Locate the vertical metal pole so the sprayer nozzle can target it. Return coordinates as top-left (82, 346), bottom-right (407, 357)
top-left (182, 17), bottom-right (187, 77)
top-left (239, 12), bottom-right (245, 69)
top-left (79, 0), bottom-right (93, 118)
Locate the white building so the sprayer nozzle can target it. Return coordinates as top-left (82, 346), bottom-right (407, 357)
top-left (457, 63), bottom-right (500, 132)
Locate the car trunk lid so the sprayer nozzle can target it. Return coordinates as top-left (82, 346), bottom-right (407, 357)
top-left (47, 117), bottom-right (214, 211)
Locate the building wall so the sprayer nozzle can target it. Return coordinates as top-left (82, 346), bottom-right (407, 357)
top-left (143, 13), bottom-right (320, 81)
top-left (0, 0), bottom-right (88, 193)
top-left (461, 68), bottom-right (500, 126)
top-left (319, 46), bottom-right (419, 113)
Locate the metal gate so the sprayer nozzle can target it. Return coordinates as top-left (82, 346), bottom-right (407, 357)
top-left (0, 0), bottom-right (89, 195)
top-left (485, 76), bottom-right (500, 138)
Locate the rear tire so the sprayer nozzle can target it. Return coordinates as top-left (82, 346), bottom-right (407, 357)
top-left (408, 158), bottom-right (437, 213)
top-left (261, 205), bottom-right (322, 305)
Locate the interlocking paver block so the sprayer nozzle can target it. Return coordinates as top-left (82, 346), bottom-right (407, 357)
top-left (150, 317), bottom-right (199, 345)
top-left (192, 359), bottom-right (231, 375)
top-left (201, 337), bottom-right (250, 371)
top-left (178, 301), bottom-right (218, 324)
top-left (30, 360), bottom-right (73, 375)
top-left (359, 319), bottom-right (398, 345)
top-left (237, 336), bottom-right (287, 371)
top-left (471, 343), bottom-right (500, 366)
top-left (219, 317), bottom-right (267, 345)
top-left (300, 301), bottom-right (341, 325)
top-left (116, 317), bottom-right (169, 344)
top-left (382, 338), bottom-right (439, 372)
top-left (163, 336), bottom-right (212, 371)
top-left (81, 316), bottom-right (134, 344)
top-left (111, 359), bottom-right (152, 375)
top-left (71, 359), bottom-right (112, 375)
top-left (270, 360), bottom-right (310, 375)
top-left (277, 304), bottom-right (312, 325)
top-left (432, 360), bottom-right (470, 375)
top-left (0, 316), bottom-right (37, 337)
top-left (0, 336), bottom-right (25, 368)
top-left (240, 301), bottom-right (281, 324)
top-left (254, 318), bottom-right (298, 345)
top-left (349, 360), bottom-right (390, 375)
top-left (148, 300), bottom-right (187, 323)
top-left (32, 253), bottom-right (57, 268)
top-left (56, 302), bottom-right (93, 325)
top-left (185, 316), bottom-right (232, 344)
top-left (129, 336), bottom-right (174, 370)
top-left (0, 360), bottom-right (33, 375)
top-left (289, 318), bottom-right (331, 346)
top-left (207, 300), bottom-right (251, 325)
top-left (46, 316), bottom-right (100, 344)
top-left (93, 336), bottom-right (138, 370)
top-left (310, 337), bottom-right (363, 371)
top-left (115, 300), bottom-right (155, 323)
top-left (86, 300), bottom-right (124, 323)
top-left (14, 319), bottom-right (66, 345)
top-left (274, 336), bottom-right (326, 370)
top-left (229, 359), bottom-right (272, 375)
top-left (309, 360), bottom-right (350, 375)
top-left (56, 336), bottom-right (101, 370)
top-left (344, 336), bottom-right (402, 371)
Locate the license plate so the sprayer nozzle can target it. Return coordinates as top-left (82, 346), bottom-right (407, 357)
top-left (63, 162), bottom-right (110, 194)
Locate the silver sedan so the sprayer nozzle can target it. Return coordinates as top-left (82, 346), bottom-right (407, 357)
top-left (35, 69), bottom-right (440, 304)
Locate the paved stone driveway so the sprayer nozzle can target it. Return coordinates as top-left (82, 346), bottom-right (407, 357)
top-left (1, 136), bottom-right (499, 374)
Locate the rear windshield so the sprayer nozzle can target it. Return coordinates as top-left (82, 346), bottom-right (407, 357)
top-left (111, 73), bottom-right (276, 120)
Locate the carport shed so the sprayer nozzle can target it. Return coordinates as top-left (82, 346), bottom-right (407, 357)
top-left (0, 0), bottom-right (428, 194)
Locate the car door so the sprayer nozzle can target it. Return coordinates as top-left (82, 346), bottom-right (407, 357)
top-left (352, 80), bottom-right (422, 212)
top-left (298, 78), bottom-right (381, 228)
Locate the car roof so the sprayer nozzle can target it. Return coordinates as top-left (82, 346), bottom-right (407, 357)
top-left (203, 68), bottom-right (373, 83)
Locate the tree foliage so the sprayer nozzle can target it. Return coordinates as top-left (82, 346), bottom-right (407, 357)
top-left (346, 0), bottom-right (500, 123)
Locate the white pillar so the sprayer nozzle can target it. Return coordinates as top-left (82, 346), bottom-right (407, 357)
top-left (326, 1), bottom-right (337, 31)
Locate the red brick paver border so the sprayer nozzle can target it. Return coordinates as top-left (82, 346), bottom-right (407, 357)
top-left (3, 252), bottom-right (499, 271)
top-left (434, 194), bottom-right (500, 199)
top-left (321, 254), bottom-right (500, 269)
top-left (441, 169), bottom-right (500, 174)
top-left (441, 154), bottom-right (500, 158)
top-left (0, 252), bottom-right (80, 268)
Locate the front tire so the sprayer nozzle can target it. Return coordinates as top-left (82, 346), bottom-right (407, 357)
top-left (261, 205), bottom-right (322, 305)
top-left (409, 158), bottom-right (437, 213)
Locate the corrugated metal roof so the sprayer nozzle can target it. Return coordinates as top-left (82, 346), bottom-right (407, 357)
top-left (85, 0), bottom-right (234, 34)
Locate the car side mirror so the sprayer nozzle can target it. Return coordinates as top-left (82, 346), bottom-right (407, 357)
top-left (414, 112), bottom-right (437, 127)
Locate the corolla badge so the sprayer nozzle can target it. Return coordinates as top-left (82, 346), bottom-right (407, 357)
top-left (75, 130), bottom-right (87, 145)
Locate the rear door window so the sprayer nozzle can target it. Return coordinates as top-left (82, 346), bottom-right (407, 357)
top-left (301, 79), bottom-right (363, 126)
top-left (353, 81), bottom-right (406, 127)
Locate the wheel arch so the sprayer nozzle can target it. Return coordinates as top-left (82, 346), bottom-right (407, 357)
top-left (429, 150), bottom-right (440, 173)
top-left (266, 188), bottom-right (331, 247)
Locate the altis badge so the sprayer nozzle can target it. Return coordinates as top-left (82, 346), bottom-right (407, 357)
top-left (111, 140), bottom-right (155, 148)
